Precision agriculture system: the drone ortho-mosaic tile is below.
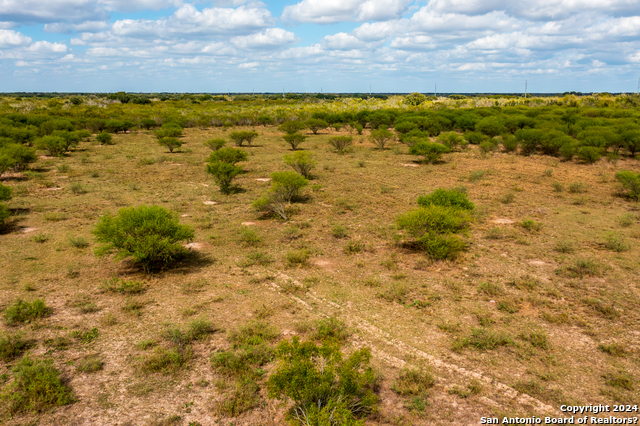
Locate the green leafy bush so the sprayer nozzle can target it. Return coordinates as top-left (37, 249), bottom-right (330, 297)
top-left (0, 182), bottom-right (12, 201)
top-left (93, 205), bottom-right (195, 273)
top-left (577, 146), bottom-right (602, 164)
top-left (158, 137), bottom-right (182, 152)
top-left (207, 161), bottom-right (243, 194)
top-left (283, 133), bottom-right (307, 150)
top-left (229, 130), bottom-right (259, 147)
top-left (3, 299), bottom-right (51, 326)
top-left (271, 171), bottom-right (309, 202)
top-left (615, 170), bottom-right (640, 200)
top-left (203, 137), bottom-right (226, 151)
top-left (207, 147), bottom-right (247, 165)
top-left (328, 136), bottom-right (353, 154)
top-left (0, 203), bottom-right (10, 227)
top-left (35, 135), bottom-right (67, 156)
top-left (267, 338), bottom-right (378, 425)
top-left (369, 128), bottom-right (395, 149)
top-left (95, 132), bottom-right (113, 145)
top-left (284, 151), bottom-right (316, 178)
top-left (409, 141), bottom-right (449, 164)
top-left (1, 357), bottom-right (75, 413)
top-left (0, 333), bottom-right (35, 361)
top-left (392, 368), bottom-right (435, 396)
top-left (437, 131), bottom-right (467, 151)
top-left (305, 118), bottom-right (328, 134)
top-left (417, 188), bottom-right (474, 210)
top-left (279, 120), bottom-right (307, 135)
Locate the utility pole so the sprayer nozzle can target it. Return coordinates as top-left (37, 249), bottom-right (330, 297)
top-left (369, 84), bottom-right (372, 96)
top-left (637, 77), bottom-right (639, 94)
top-left (525, 80), bottom-right (528, 98)
top-left (434, 84), bottom-right (437, 97)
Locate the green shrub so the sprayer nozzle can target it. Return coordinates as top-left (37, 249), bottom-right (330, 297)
top-left (0, 333), bottom-right (34, 361)
top-left (615, 170), bottom-right (640, 200)
top-left (0, 143), bottom-right (37, 176)
top-left (369, 128), bottom-right (395, 149)
top-left (0, 203), bottom-right (10, 227)
top-left (344, 240), bottom-right (364, 254)
top-left (3, 299), bottom-right (51, 326)
top-left (417, 188), bottom-right (474, 210)
top-left (568, 182), bottom-right (588, 193)
top-left (207, 147), bottom-right (247, 165)
top-left (282, 133), bottom-right (307, 150)
top-left (95, 132), bottom-right (113, 145)
top-left (577, 146), bottom-right (602, 164)
top-left (598, 342), bottom-right (627, 357)
top-left (328, 136), bottom-right (353, 154)
top-left (163, 319), bottom-right (217, 346)
top-left (603, 234), bottom-right (629, 252)
top-left (502, 134), bottom-right (518, 153)
top-left (206, 161), bottom-right (243, 195)
top-left (267, 338), bottom-right (378, 426)
top-left (520, 219), bottom-right (542, 232)
top-left (229, 320), bottom-right (279, 348)
top-left (239, 251), bottom-right (274, 267)
top-left (69, 236), bottom-right (90, 248)
top-left (409, 141), bottom-right (449, 164)
top-left (154, 123), bottom-right (183, 139)
top-left (213, 379), bottom-right (260, 417)
top-left (279, 121), bottom-right (307, 135)
top-left (93, 205), bottom-right (195, 273)
top-left (1, 357), bottom-right (75, 413)
top-left (332, 224), bottom-right (348, 238)
top-left (0, 182), bottom-right (12, 201)
top-left (556, 259), bottom-right (600, 278)
top-left (285, 249), bottom-right (310, 267)
top-left (305, 118), bottom-right (328, 134)
top-left (140, 118), bottom-right (157, 129)
top-left (313, 316), bottom-right (350, 343)
top-left (284, 151), bottom-right (316, 179)
top-left (70, 327), bottom-right (99, 344)
top-left (204, 137), bottom-right (226, 151)
top-left (604, 371), bottom-right (634, 390)
top-left (478, 282), bottom-right (503, 296)
top-left (229, 130), bottom-right (259, 147)
top-left (35, 135), bottom-right (67, 156)
top-left (270, 171), bottom-right (309, 202)
top-left (437, 131), bottom-right (467, 151)
top-left (158, 137), bottom-right (182, 153)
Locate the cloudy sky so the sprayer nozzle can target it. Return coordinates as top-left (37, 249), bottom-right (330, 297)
top-left (0, 0), bottom-right (639, 93)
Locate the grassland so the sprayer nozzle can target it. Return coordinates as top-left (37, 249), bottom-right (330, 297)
top-left (1, 98), bottom-right (639, 425)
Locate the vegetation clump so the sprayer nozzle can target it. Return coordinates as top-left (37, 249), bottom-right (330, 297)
top-left (3, 299), bottom-right (51, 326)
top-left (93, 205), bottom-right (195, 273)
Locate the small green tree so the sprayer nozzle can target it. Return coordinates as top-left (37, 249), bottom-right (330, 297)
top-left (0, 182), bottom-right (10, 226)
top-left (208, 147), bottom-right (248, 165)
top-left (369, 128), bottom-right (394, 149)
top-left (154, 123), bottom-right (183, 139)
top-left (329, 136), bottom-right (353, 154)
top-left (158, 137), bottom-right (182, 153)
top-left (279, 121), bottom-right (307, 135)
top-left (93, 205), bottom-right (195, 273)
top-left (95, 132), bottom-right (113, 145)
top-left (284, 151), bottom-right (316, 179)
top-left (206, 162), bottom-right (243, 195)
top-left (204, 138), bottom-right (226, 151)
top-left (577, 146), bottom-right (602, 164)
top-left (229, 131), bottom-right (259, 147)
top-left (283, 133), bottom-right (307, 150)
top-left (305, 118), bottom-right (328, 135)
top-left (267, 338), bottom-right (378, 426)
top-left (404, 92), bottom-right (427, 106)
top-left (409, 141), bottom-right (449, 164)
top-left (0, 144), bottom-right (36, 175)
top-left (0, 183), bottom-right (12, 201)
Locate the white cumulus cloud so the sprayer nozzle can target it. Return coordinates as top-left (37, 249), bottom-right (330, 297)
top-left (0, 29), bottom-right (32, 48)
top-left (282, 0), bottom-right (413, 24)
top-left (232, 28), bottom-right (298, 49)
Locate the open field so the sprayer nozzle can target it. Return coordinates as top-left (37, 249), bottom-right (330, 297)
top-left (1, 95), bottom-right (640, 425)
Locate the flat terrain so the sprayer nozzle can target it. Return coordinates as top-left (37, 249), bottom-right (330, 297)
top-left (1, 124), bottom-right (640, 425)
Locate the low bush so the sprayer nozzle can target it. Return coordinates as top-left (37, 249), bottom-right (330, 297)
top-left (369, 128), bottom-right (394, 149)
top-left (100, 277), bottom-right (146, 294)
top-left (1, 357), bottom-right (75, 413)
top-left (206, 161), bottom-right (243, 195)
top-left (203, 138), bottom-right (225, 151)
top-left (267, 338), bottom-right (378, 426)
top-left (0, 333), bottom-right (35, 361)
top-left (328, 136), bottom-right (353, 154)
top-left (453, 327), bottom-right (513, 351)
top-left (95, 132), bottom-right (113, 145)
top-left (93, 205), bottom-right (195, 273)
top-left (284, 151), bottom-right (316, 179)
top-left (437, 131), bottom-right (467, 151)
top-left (305, 118), bottom-right (328, 134)
top-left (158, 137), bottom-right (182, 153)
top-left (283, 133), bottom-right (307, 150)
top-left (392, 368), bottom-right (435, 396)
top-left (3, 299), bottom-right (51, 326)
top-left (409, 141), bottom-right (449, 164)
top-left (207, 147), bottom-right (247, 165)
top-left (271, 171), bottom-right (309, 202)
top-left (229, 131), bottom-right (259, 147)
top-left (139, 347), bottom-right (193, 374)
top-left (312, 316), bottom-right (350, 343)
top-left (35, 135), bottom-right (67, 156)
top-left (615, 170), bottom-right (640, 200)
top-left (417, 187), bottom-right (474, 210)
top-left (279, 121), bottom-right (307, 135)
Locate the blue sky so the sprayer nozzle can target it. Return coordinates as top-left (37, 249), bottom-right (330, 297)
top-left (0, 0), bottom-right (639, 93)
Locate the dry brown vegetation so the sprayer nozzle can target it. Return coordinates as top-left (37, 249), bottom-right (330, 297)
top-left (1, 120), bottom-right (640, 425)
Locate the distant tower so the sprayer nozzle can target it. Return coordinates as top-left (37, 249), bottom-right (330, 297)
top-left (435, 84), bottom-right (437, 97)
top-left (525, 80), bottom-right (528, 98)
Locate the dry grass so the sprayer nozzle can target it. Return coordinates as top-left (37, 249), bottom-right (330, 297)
top-left (1, 125), bottom-right (639, 424)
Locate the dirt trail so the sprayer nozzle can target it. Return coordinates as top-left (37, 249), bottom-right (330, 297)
top-left (268, 271), bottom-right (558, 417)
